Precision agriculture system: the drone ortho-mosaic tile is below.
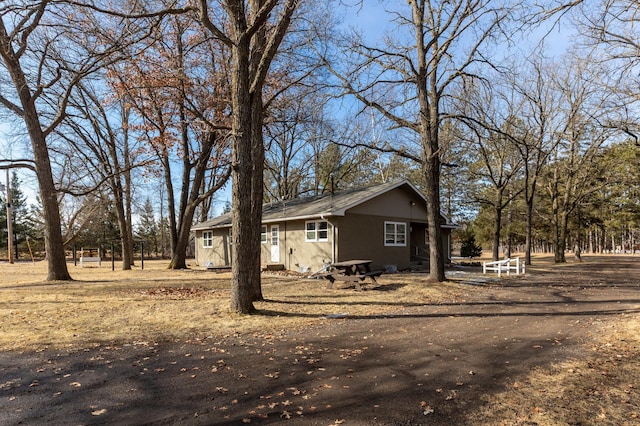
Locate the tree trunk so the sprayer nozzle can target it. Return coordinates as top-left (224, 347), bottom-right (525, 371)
top-left (112, 193), bottom-right (132, 270)
top-left (31, 123), bottom-right (72, 280)
top-left (524, 199), bottom-right (533, 265)
top-left (229, 27), bottom-right (257, 314)
top-left (168, 133), bottom-right (219, 270)
top-left (250, 92), bottom-right (265, 302)
top-left (0, 21), bottom-right (70, 280)
top-left (492, 187), bottom-right (505, 262)
top-left (421, 135), bottom-right (445, 282)
top-left (122, 114), bottom-right (134, 269)
top-left (492, 205), bottom-right (503, 262)
top-left (556, 210), bottom-right (569, 263)
top-left (170, 203), bottom-right (197, 270)
top-left (162, 153), bottom-right (178, 259)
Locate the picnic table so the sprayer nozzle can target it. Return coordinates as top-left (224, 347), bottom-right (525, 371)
top-left (322, 259), bottom-right (384, 290)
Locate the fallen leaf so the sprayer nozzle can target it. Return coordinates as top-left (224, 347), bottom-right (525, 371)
top-left (91, 409), bottom-right (107, 416)
top-left (280, 411), bottom-right (291, 419)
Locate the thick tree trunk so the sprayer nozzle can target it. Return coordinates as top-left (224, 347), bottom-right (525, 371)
top-left (421, 132), bottom-right (445, 282)
top-left (122, 120), bottom-right (134, 269)
top-left (249, 92), bottom-right (265, 302)
top-left (230, 29), bottom-right (256, 314)
top-left (555, 211), bottom-right (568, 263)
top-left (169, 203), bottom-right (197, 270)
top-left (33, 127), bottom-right (72, 280)
top-left (112, 194), bottom-right (133, 270)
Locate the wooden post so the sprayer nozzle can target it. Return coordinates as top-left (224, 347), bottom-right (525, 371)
top-left (6, 169), bottom-right (13, 264)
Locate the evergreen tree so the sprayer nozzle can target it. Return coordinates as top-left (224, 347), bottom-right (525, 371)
top-left (135, 198), bottom-right (158, 257)
top-left (25, 201), bottom-right (45, 257)
top-left (460, 230), bottom-right (483, 258)
top-left (0, 171), bottom-right (30, 259)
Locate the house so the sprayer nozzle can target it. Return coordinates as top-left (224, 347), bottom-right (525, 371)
top-left (192, 180), bottom-right (457, 273)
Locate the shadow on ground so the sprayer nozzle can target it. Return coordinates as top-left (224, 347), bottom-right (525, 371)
top-left (1, 256), bottom-right (639, 425)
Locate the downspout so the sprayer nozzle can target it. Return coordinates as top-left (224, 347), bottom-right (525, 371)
top-left (321, 214), bottom-right (336, 264)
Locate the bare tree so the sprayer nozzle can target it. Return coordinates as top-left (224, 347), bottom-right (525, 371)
top-left (197, 0), bottom-right (301, 313)
top-left (108, 9), bottom-right (233, 270)
top-left (0, 2), bottom-right (128, 280)
top-left (507, 54), bottom-right (563, 265)
top-left (322, 0), bottom-right (515, 281)
top-left (462, 79), bottom-right (525, 260)
top-left (574, 0), bottom-right (640, 140)
top-left (544, 56), bottom-right (613, 262)
top-left (264, 90), bottom-right (319, 201)
top-left (54, 79), bottom-right (142, 270)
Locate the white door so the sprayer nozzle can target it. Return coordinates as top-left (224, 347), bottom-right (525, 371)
top-left (270, 225), bottom-right (280, 263)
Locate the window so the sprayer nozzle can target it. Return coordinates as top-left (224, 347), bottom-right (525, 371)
top-left (202, 231), bottom-right (213, 248)
top-left (261, 226), bottom-right (267, 243)
top-left (384, 222), bottom-right (406, 246)
top-left (305, 220), bottom-right (329, 242)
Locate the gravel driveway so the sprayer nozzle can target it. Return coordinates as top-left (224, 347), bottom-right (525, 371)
top-left (1, 256), bottom-right (638, 425)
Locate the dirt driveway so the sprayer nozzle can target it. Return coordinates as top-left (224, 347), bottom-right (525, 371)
top-left (1, 256), bottom-right (639, 425)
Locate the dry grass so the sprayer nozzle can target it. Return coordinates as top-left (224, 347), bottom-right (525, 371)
top-left (467, 319), bottom-right (640, 426)
top-left (0, 260), bottom-right (469, 351)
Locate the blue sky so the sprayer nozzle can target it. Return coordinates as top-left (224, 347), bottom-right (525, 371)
top-left (1, 0), bottom-right (575, 218)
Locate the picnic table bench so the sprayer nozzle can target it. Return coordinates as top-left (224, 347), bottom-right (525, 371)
top-left (321, 259), bottom-right (384, 290)
top-left (80, 248), bottom-right (101, 268)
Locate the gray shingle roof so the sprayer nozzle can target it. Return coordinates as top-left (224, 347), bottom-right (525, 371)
top-left (192, 180), bottom-right (424, 230)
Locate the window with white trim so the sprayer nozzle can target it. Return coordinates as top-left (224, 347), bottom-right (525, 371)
top-left (305, 220), bottom-right (329, 242)
top-left (261, 226), bottom-right (267, 243)
top-left (202, 230), bottom-right (213, 248)
top-left (384, 222), bottom-right (406, 246)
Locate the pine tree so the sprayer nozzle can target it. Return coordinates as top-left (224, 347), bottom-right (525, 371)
top-left (460, 231), bottom-right (483, 258)
top-left (0, 171), bottom-right (30, 259)
top-left (135, 198), bottom-right (158, 257)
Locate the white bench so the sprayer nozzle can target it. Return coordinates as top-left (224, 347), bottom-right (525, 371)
top-left (80, 248), bottom-right (102, 267)
top-left (483, 257), bottom-right (524, 277)
top-left (80, 256), bottom-right (101, 267)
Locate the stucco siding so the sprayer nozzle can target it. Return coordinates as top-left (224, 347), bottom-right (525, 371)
top-left (195, 229), bottom-right (231, 267)
top-left (336, 214), bottom-right (411, 270)
top-left (283, 220), bottom-right (333, 272)
top-left (348, 188), bottom-right (427, 221)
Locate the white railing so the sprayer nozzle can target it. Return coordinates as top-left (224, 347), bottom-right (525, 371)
top-left (482, 257), bottom-right (525, 277)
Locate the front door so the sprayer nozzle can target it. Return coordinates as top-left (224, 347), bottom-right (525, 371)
top-left (270, 225), bottom-right (280, 263)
